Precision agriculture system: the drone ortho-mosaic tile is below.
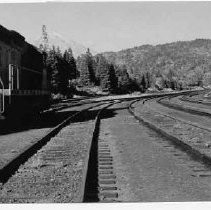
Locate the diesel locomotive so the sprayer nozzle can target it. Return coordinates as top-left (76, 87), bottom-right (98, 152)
top-left (0, 24), bottom-right (50, 120)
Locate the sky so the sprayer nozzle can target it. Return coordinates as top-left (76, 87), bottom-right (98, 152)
top-left (1, 1), bottom-right (211, 53)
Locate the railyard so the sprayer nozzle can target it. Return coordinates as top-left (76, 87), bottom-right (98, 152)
top-left (1, 3), bottom-right (211, 207)
top-left (0, 90), bottom-right (210, 202)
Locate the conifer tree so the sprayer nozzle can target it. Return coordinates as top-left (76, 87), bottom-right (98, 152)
top-left (116, 65), bottom-right (131, 93)
top-left (85, 48), bottom-right (96, 83)
top-left (57, 58), bottom-right (69, 95)
top-left (95, 55), bottom-right (118, 92)
top-left (39, 25), bottom-right (49, 52)
top-left (95, 55), bottom-right (111, 91)
top-left (46, 46), bottom-right (59, 93)
top-left (76, 48), bottom-right (95, 86)
top-left (55, 46), bottom-right (62, 58)
top-left (46, 46), bottom-right (69, 95)
top-left (77, 54), bottom-right (91, 86)
top-left (140, 74), bottom-right (146, 92)
top-left (63, 48), bottom-right (77, 79)
top-left (109, 64), bottom-right (118, 93)
top-left (146, 72), bottom-right (151, 89)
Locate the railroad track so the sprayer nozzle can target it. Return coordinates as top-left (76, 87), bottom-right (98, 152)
top-left (86, 91), bottom-right (211, 201)
top-left (129, 95), bottom-right (211, 169)
top-left (85, 99), bottom-right (142, 202)
top-left (0, 100), bottom-right (113, 201)
top-left (83, 101), bottom-right (120, 202)
top-left (157, 94), bottom-right (211, 117)
top-left (0, 101), bottom-right (107, 183)
top-left (42, 97), bottom-right (97, 114)
top-left (180, 94), bottom-right (211, 106)
top-left (0, 90), bottom-right (205, 203)
top-left (0, 98), bottom-right (128, 203)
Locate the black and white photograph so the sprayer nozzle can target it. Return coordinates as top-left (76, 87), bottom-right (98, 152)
top-left (1, 0), bottom-right (211, 208)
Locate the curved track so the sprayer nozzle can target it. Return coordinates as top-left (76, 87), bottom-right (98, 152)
top-left (105, 93), bottom-right (211, 202)
top-left (129, 92), bottom-right (211, 167)
top-left (0, 101), bottom-right (107, 184)
top-left (0, 90), bottom-right (208, 203)
top-left (0, 100), bottom-right (117, 203)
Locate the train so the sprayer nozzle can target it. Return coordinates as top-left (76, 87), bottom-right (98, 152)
top-left (0, 24), bottom-right (50, 120)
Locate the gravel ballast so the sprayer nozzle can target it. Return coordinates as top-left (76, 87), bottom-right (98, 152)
top-left (0, 102), bottom-right (96, 172)
top-left (0, 105), bottom-right (104, 203)
top-left (132, 100), bottom-right (211, 163)
top-left (159, 97), bottom-right (211, 116)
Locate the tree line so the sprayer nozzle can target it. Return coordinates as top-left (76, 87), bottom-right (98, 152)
top-left (44, 46), bottom-right (77, 97)
top-left (40, 26), bottom-right (211, 97)
top-left (102, 39), bottom-right (211, 91)
top-left (43, 46), bottom-right (142, 98)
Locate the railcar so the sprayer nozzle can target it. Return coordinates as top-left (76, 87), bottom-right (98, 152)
top-left (0, 25), bottom-right (50, 120)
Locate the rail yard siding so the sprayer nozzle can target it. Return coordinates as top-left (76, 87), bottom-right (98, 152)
top-left (159, 98), bottom-right (211, 117)
top-left (132, 100), bottom-right (211, 165)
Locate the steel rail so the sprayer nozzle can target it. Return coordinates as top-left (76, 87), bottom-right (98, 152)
top-left (82, 100), bottom-right (120, 202)
top-left (0, 101), bottom-right (107, 184)
top-left (128, 94), bottom-right (211, 168)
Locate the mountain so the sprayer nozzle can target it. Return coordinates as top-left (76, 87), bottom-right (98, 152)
top-left (99, 39), bottom-right (211, 88)
top-left (33, 31), bottom-right (97, 58)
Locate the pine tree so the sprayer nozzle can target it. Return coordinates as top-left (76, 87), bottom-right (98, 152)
top-left (57, 58), bottom-right (69, 95)
top-left (46, 46), bottom-right (59, 93)
top-left (85, 48), bottom-right (96, 83)
top-left (77, 54), bottom-right (91, 86)
top-left (109, 64), bottom-right (118, 93)
top-left (55, 46), bottom-right (62, 58)
top-left (140, 74), bottom-right (146, 92)
top-left (146, 72), bottom-right (151, 89)
top-left (95, 55), bottom-right (111, 91)
top-left (39, 25), bottom-right (49, 52)
top-left (76, 49), bottom-right (95, 86)
top-left (46, 45), bottom-right (69, 95)
top-left (95, 55), bottom-right (118, 92)
top-left (116, 65), bottom-right (131, 93)
top-left (63, 48), bottom-right (77, 79)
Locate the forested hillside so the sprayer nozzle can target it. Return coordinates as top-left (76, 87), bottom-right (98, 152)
top-left (101, 39), bottom-right (211, 90)
top-left (42, 38), bottom-right (211, 99)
